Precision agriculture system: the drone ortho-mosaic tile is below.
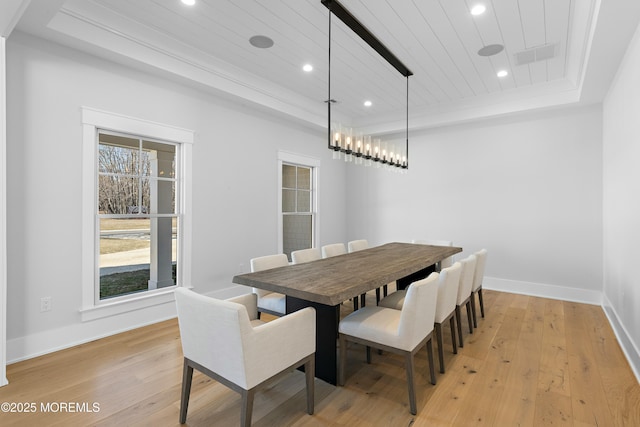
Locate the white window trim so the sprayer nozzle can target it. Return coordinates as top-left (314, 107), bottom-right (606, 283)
top-left (277, 150), bottom-right (320, 255)
top-left (80, 107), bottom-right (193, 321)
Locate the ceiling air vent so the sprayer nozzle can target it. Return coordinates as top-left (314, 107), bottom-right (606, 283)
top-left (514, 43), bottom-right (557, 66)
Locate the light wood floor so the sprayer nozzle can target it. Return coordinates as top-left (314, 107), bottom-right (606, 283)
top-left (1, 290), bottom-right (639, 426)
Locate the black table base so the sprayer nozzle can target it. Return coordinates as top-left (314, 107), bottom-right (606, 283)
top-left (286, 296), bottom-right (340, 385)
top-left (395, 264), bottom-right (437, 290)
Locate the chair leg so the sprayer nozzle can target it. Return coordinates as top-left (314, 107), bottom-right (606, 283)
top-left (353, 297), bottom-right (359, 311)
top-left (338, 334), bottom-right (347, 386)
top-left (455, 306), bottom-right (464, 348)
top-left (179, 359), bottom-right (193, 424)
top-left (240, 388), bottom-right (255, 427)
top-left (366, 346), bottom-right (372, 364)
top-left (466, 301), bottom-right (474, 334)
top-left (435, 323), bottom-right (445, 374)
top-left (383, 284), bottom-right (388, 297)
top-left (360, 293), bottom-right (366, 308)
top-left (450, 316), bottom-right (457, 355)
top-left (404, 352), bottom-right (417, 415)
top-left (305, 357), bottom-right (315, 415)
top-left (426, 338), bottom-right (436, 385)
top-left (375, 287), bottom-right (381, 305)
top-left (470, 292), bottom-right (478, 328)
top-left (478, 288), bottom-right (485, 318)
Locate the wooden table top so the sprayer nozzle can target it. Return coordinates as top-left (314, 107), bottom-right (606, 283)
top-left (232, 242), bottom-right (462, 306)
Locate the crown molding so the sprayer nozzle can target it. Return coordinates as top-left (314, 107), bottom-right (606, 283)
top-left (47, 1), bottom-right (327, 129)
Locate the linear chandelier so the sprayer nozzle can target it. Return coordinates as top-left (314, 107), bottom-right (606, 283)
top-left (322, 0), bottom-right (413, 171)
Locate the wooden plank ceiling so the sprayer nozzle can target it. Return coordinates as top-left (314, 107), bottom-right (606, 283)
top-left (21, 0), bottom-right (595, 130)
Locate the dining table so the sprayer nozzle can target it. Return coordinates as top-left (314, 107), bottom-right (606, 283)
top-left (232, 242), bottom-right (462, 385)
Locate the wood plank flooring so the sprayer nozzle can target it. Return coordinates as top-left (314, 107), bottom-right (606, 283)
top-left (0, 290), bottom-right (638, 426)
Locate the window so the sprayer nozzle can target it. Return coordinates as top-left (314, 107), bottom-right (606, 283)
top-left (98, 131), bottom-right (178, 300)
top-left (81, 108), bottom-right (193, 321)
top-left (278, 151), bottom-right (319, 260)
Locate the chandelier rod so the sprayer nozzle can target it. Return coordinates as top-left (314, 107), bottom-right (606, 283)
top-left (321, 0), bottom-right (413, 77)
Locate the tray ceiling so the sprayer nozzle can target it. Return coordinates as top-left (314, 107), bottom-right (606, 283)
top-left (11, 0), bottom-right (640, 133)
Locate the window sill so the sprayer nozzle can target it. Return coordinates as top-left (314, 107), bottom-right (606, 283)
top-left (79, 287), bottom-right (187, 322)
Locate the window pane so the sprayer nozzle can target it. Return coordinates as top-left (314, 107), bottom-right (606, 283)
top-left (283, 215), bottom-right (312, 259)
top-left (282, 189), bottom-right (296, 212)
top-left (139, 149), bottom-right (151, 177)
top-left (143, 179), bottom-right (175, 214)
top-left (98, 216), bottom-right (176, 299)
top-left (283, 164), bottom-right (296, 188)
top-left (98, 140), bottom-right (140, 176)
top-left (99, 217), bottom-right (151, 299)
top-left (98, 176), bottom-right (139, 215)
top-left (96, 129), bottom-right (181, 304)
top-left (143, 140), bottom-right (176, 178)
top-left (297, 190), bottom-right (311, 212)
top-left (152, 217), bottom-right (177, 289)
top-left (297, 167), bottom-right (311, 190)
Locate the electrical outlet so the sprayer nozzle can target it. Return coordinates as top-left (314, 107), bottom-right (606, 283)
top-left (40, 297), bottom-right (52, 312)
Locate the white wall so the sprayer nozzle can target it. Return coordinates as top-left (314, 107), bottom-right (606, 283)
top-left (1, 36), bottom-right (8, 385)
top-left (4, 32), bottom-right (347, 362)
top-left (602, 19), bottom-right (640, 380)
top-left (347, 105), bottom-right (603, 303)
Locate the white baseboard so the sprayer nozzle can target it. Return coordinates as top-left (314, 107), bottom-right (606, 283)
top-left (485, 276), bottom-right (639, 384)
top-left (7, 300), bottom-right (177, 364)
top-left (6, 284), bottom-right (249, 365)
top-left (484, 276), bottom-right (603, 305)
top-left (602, 294), bottom-right (640, 384)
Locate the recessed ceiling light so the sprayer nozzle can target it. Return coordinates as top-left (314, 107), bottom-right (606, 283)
top-left (471, 4), bottom-right (486, 15)
top-left (364, 100), bottom-right (372, 107)
top-left (303, 64), bottom-right (313, 72)
top-left (497, 70), bottom-right (509, 78)
top-left (249, 35), bottom-right (274, 49)
top-left (181, 0), bottom-right (195, 6)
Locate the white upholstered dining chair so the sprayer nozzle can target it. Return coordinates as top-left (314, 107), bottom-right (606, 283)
top-left (291, 247), bottom-right (322, 264)
top-left (470, 248), bottom-right (488, 328)
top-left (250, 254), bottom-right (288, 317)
top-left (338, 273), bottom-right (439, 415)
top-left (432, 262), bottom-right (462, 373)
top-left (175, 288), bottom-right (316, 426)
top-left (455, 254), bottom-right (477, 348)
top-left (380, 262), bottom-right (462, 374)
top-left (321, 243), bottom-right (347, 258)
top-left (347, 239), bottom-right (368, 252)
